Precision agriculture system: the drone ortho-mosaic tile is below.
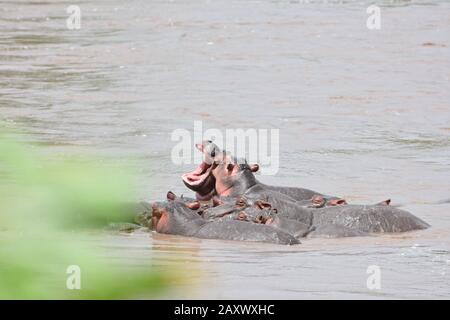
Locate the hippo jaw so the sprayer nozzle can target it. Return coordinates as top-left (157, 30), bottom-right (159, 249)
top-left (182, 161), bottom-right (217, 200)
top-left (182, 141), bottom-right (258, 199)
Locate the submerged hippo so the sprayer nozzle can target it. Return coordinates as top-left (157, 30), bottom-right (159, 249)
top-left (139, 192), bottom-right (299, 245)
top-left (181, 142), bottom-right (430, 238)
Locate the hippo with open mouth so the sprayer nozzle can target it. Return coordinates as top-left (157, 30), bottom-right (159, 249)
top-left (181, 141), bottom-right (221, 201)
top-left (182, 141), bottom-right (332, 202)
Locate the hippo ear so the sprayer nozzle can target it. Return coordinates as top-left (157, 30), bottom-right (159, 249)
top-left (185, 201), bottom-right (201, 210)
top-left (375, 199), bottom-right (391, 206)
top-left (312, 195), bottom-right (324, 203)
top-left (311, 195), bottom-right (325, 205)
top-left (167, 191), bottom-right (176, 201)
top-left (250, 164), bottom-right (259, 172)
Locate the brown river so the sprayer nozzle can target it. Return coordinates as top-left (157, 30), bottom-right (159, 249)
top-left (1, 0), bottom-right (449, 298)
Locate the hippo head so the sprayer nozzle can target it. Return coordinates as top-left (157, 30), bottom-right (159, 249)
top-left (209, 151), bottom-right (259, 197)
top-left (200, 195), bottom-right (278, 226)
top-left (182, 141), bottom-right (259, 200)
top-left (151, 192), bottom-right (204, 234)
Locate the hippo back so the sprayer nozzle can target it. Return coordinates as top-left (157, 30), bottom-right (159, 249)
top-left (312, 205), bottom-right (429, 233)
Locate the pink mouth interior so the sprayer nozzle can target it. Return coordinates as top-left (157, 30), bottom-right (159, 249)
top-left (182, 161), bottom-right (212, 186)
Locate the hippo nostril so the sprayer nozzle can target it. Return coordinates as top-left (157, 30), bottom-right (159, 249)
top-left (310, 195), bottom-right (326, 208)
top-left (255, 200), bottom-right (271, 210)
top-left (235, 197), bottom-right (247, 207)
top-left (312, 195), bottom-right (324, 202)
top-left (256, 215), bottom-right (265, 224)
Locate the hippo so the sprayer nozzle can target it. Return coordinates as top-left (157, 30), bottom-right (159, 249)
top-left (181, 142), bottom-right (430, 237)
top-left (139, 192), bottom-right (300, 245)
top-left (182, 141), bottom-right (336, 202)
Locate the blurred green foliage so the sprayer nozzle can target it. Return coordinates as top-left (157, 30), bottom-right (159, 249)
top-left (0, 129), bottom-right (177, 299)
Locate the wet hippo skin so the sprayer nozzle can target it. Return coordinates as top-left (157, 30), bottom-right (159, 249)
top-left (310, 204), bottom-right (430, 234)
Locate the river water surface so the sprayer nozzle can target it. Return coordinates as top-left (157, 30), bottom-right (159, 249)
top-left (1, 0), bottom-right (449, 299)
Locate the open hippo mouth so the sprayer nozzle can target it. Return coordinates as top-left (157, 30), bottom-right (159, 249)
top-left (182, 161), bottom-right (217, 200)
top-left (182, 141), bottom-right (222, 200)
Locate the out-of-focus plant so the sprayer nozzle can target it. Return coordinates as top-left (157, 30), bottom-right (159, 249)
top-left (0, 128), bottom-right (179, 299)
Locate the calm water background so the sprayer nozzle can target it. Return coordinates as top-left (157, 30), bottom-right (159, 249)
top-left (1, 0), bottom-right (449, 298)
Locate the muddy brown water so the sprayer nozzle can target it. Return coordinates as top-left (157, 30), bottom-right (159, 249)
top-left (1, 0), bottom-right (449, 298)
